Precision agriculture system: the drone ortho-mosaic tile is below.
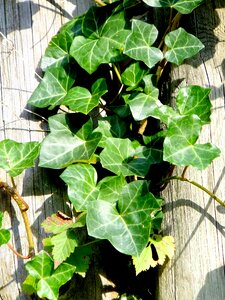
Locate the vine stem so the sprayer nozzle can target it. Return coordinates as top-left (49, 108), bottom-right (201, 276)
top-left (94, 0), bottom-right (106, 6)
top-left (166, 176), bottom-right (225, 208)
top-left (0, 180), bottom-right (34, 258)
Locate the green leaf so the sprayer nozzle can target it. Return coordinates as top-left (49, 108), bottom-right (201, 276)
top-left (22, 275), bottom-right (38, 295)
top-left (39, 115), bottom-right (101, 169)
top-left (97, 175), bottom-right (127, 203)
top-left (142, 0), bottom-right (204, 14)
top-left (41, 31), bottom-right (73, 71)
top-left (59, 15), bottom-right (83, 38)
top-left (42, 213), bottom-right (85, 234)
top-left (0, 139), bottom-right (40, 177)
top-left (94, 115), bottom-right (128, 147)
top-left (165, 28), bottom-right (204, 65)
top-left (51, 230), bottom-right (79, 263)
top-left (70, 8), bottom-right (129, 73)
top-left (0, 229), bottom-right (10, 246)
top-left (163, 115), bottom-right (221, 169)
top-left (87, 181), bottom-right (161, 256)
top-left (99, 138), bottom-right (158, 177)
top-left (28, 67), bottom-right (75, 109)
top-left (60, 164), bottom-right (99, 210)
top-left (24, 251), bottom-right (76, 300)
top-left (124, 19), bottom-right (163, 69)
top-left (121, 62), bottom-right (148, 90)
top-left (62, 78), bottom-right (108, 114)
top-left (176, 85), bottom-right (212, 124)
top-left (132, 235), bottom-right (175, 274)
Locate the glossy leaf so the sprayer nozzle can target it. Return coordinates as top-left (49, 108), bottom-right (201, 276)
top-left (132, 235), bottom-right (175, 274)
top-left (99, 138), bottom-right (159, 177)
top-left (24, 251), bottom-right (76, 300)
top-left (62, 78), bottom-right (107, 114)
top-left (28, 67), bottom-right (75, 109)
top-left (0, 139), bottom-right (40, 177)
top-left (39, 115), bottom-right (101, 168)
top-left (51, 230), bottom-right (79, 263)
top-left (124, 19), bottom-right (163, 69)
top-left (60, 164), bottom-right (99, 210)
top-left (121, 62), bottom-right (148, 90)
top-left (70, 8), bottom-right (129, 73)
top-left (0, 211), bottom-right (10, 247)
top-left (165, 28), bottom-right (204, 65)
top-left (22, 275), bottom-right (38, 295)
top-left (143, 0), bottom-right (204, 14)
top-left (87, 181), bottom-right (161, 256)
top-left (163, 115), bottom-right (221, 169)
top-left (176, 85), bottom-right (212, 124)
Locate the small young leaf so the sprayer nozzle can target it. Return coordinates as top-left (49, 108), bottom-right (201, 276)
top-left (124, 19), bottom-right (163, 69)
top-left (51, 230), bottom-right (80, 263)
top-left (28, 67), bottom-right (75, 109)
top-left (142, 0), bottom-right (204, 14)
top-left (60, 164), bottom-right (99, 210)
top-left (163, 115), bottom-right (221, 169)
top-left (176, 85), bottom-right (212, 124)
top-left (70, 8), bottom-right (129, 74)
top-left (132, 235), bottom-right (175, 275)
top-left (165, 28), bottom-right (204, 65)
top-left (0, 229), bottom-right (10, 246)
top-left (87, 180), bottom-right (161, 256)
top-left (121, 62), bottom-right (148, 90)
top-left (39, 115), bottom-right (101, 169)
top-left (0, 139), bottom-right (40, 177)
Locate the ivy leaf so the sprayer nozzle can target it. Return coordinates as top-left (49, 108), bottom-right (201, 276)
top-left (28, 67), bottom-right (75, 109)
top-left (142, 0), bottom-right (204, 14)
top-left (121, 62), bottom-right (148, 90)
top-left (22, 275), bottom-right (38, 295)
top-left (87, 181), bottom-right (161, 256)
top-left (42, 213), bottom-right (85, 234)
top-left (39, 115), bottom-right (101, 169)
top-left (70, 8), bottom-right (129, 74)
top-left (99, 138), bottom-right (159, 177)
top-left (0, 212), bottom-right (10, 246)
top-left (62, 78), bottom-right (108, 114)
top-left (60, 164), bottom-right (99, 210)
top-left (0, 139), bottom-right (40, 177)
top-left (41, 31), bottom-right (73, 71)
top-left (24, 251), bottom-right (76, 300)
top-left (176, 85), bottom-right (212, 124)
top-left (51, 230), bottom-right (80, 263)
top-left (94, 115), bottom-right (128, 147)
top-left (124, 19), bottom-right (163, 69)
top-left (132, 235), bottom-right (175, 275)
top-left (163, 115), bottom-right (221, 169)
top-left (97, 175), bottom-right (127, 203)
top-left (165, 28), bottom-right (204, 65)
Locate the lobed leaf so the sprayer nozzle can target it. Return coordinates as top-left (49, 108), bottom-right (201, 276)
top-left (121, 62), bottom-right (148, 90)
top-left (39, 115), bottom-right (101, 169)
top-left (176, 85), bottom-right (212, 124)
top-left (87, 181), bottom-right (161, 256)
top-left (28, 67), bottom-right (75, 109)
top-left (165, 28), bottom-right (204, 65)
top-left (70, 8), bottom-right (129, 74)
top-left (124, 19), bottom-right (163, 69)
top-left (0, 139), bottom-right (40, 177)
top-left (163, 115), bottom-right (221, 169)
top-left (142, 0), bottom-right (204, 14)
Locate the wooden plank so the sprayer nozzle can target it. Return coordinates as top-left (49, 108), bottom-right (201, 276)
top-left (157, 2), bottom-right (225, 299)
top-left (0, 1), bottom-right (93, 299)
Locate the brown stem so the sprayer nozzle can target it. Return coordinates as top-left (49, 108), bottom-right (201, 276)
top-left (0, 180), bottom-right (34, 258)
top-left (7, 243), bottom-right (32, 259)
top-left (181, 166), bottom-right (188, 179)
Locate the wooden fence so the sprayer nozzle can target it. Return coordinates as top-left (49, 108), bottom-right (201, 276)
top-left (0, 1), bottom-right (225, 299)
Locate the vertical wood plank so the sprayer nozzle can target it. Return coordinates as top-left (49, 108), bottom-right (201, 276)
top-left (158, 1), bottom-right (225, 299)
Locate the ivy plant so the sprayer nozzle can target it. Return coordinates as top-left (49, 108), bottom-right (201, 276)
top-left (0, 0), bottom-right (223, 299)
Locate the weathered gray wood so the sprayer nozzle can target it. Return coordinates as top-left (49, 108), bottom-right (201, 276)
top-left (0, 1), bottom-right (94, 299)
top-left (158, 1), bottom-right (225, 299)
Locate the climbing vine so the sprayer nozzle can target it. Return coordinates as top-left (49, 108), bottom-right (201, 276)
top-left (0, 0), bottom-right (222, 299)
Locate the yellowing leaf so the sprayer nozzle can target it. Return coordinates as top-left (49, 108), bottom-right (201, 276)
top-left (132, 235), bottom-right (175, 275)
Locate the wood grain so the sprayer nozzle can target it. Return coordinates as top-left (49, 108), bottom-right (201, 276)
top-left (158, 2), bottom-right (225, 299)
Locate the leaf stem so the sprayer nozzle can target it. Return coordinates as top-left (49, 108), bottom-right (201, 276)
top-left (166, 176), bottom-right (225, 208)
top-left (94, 0), bottom-right (106, 6)
top-left (0, 180), bottom-right (34, 258)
